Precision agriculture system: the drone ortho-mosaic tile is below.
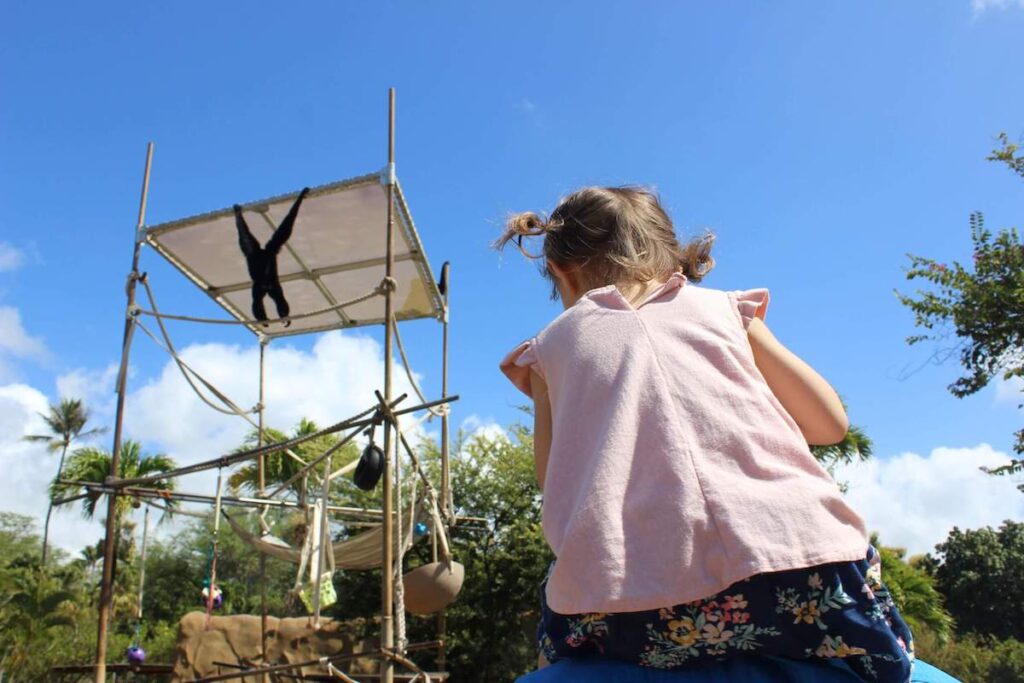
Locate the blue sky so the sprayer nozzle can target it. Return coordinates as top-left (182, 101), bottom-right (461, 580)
top-left (1, 1), bottom-right (1022, 555)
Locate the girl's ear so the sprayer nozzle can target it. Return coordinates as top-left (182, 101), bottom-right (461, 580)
top-left (548, 259), bottom-right (583, 305)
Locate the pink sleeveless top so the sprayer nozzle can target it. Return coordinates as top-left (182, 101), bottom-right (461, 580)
top-left (500, 273), bottom-right (868, 614)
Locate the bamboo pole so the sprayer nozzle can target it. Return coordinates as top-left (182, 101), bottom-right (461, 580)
top-left (440, 262), bottom-right (451, 520)
top-left (204, 470), bottom-right (224, 628)
top-left (95, 141), bottom-right (153, 683)
top-left (438, 262), bottom-right (450, 673)
top-left (381, 86), bottom-right (396, 683)
top-left (257, 339), bottom-right (268, 680)
top-left (96, 395), bottom-right (458, 490)
top-left (137, 505), bottom-right (150, 624)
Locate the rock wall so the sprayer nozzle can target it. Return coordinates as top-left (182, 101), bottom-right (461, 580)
top-left (172, 612), bottom-right (378, 682)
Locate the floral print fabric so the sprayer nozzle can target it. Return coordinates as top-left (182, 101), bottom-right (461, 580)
top-left (539, 547), bottom-right (914, 682)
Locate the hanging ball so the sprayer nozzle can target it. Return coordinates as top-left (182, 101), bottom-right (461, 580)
top-left (201, 584), bottom-right (224, 609)
top-left (126, 646), bottom-right (146, 666)
top-left (414, 522), bottom-right (429, 537)
top-left (353, 443), bottom-right (384, 491)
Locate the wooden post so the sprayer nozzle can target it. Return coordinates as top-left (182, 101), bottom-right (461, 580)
top-left (257, 339), bottom-right (269, 680)
top-left (95, 141), bottom-right (153, 683)
top-left (137, 505), bottom-right (150, 624)
top-left (438, 261), bottom-right (451, 672)
top-left (380, 87), bottom-right (396, 683)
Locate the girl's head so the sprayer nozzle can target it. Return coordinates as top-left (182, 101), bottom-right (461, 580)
top-left (496, 186), bottom-right (714, 304)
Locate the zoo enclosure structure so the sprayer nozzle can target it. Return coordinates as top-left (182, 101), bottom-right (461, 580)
top-left (69, 89), bottom-right (469, 683)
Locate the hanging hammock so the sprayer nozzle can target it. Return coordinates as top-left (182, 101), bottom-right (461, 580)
top-left (221, 502), bottom-right (426, 571)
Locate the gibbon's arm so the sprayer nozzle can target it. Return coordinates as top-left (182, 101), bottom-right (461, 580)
top-left (233, 206), bottom-right (260, 258)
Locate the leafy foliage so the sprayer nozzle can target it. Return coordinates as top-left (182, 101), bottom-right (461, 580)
top-left (810, 423), bottom-right (873, 492)
top-left (51, 440), bottom-right (178, 523)
top-left (870, 538), bottom-right (953, 644)
top-left (897, 133), bottom-right (1024, 484)
top-left (22, 397), bottom-right (106, 565)
top-left (925, 520), bottom-right (1024, 642)
top-left (441, 426), bottom-right (553, 682)
top-left (228, 418), bottom-right (361, 501)
top-left (914, 630), bottom-right (1024, 683)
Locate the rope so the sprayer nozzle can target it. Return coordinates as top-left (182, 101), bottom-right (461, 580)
top-left (142, 498), bottom-right (207, 519)
top-left (137, 277), bottom-right (310, 467)
top-left (394, 423), bottom-right (406, 654)
top-left (312, 453), bottom-right (333, 627)
top-left (135, 278), bottom-right (392, 327)
top-left (392, 412), bottom-right (422, 655)
top-left (205, 469), bottom-right (224, 629)
top-left (136, 319), bottom-right (255, 417)
top-left (393, 318), bottom-right (446, 419)
top-left (325, 662), bottom-right (359, 683)
top-left (293, 503), bottom-right (315, 594)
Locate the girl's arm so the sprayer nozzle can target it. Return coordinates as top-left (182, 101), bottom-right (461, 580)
top-left (746, 317), bottom-right (849, 445)
top-left (530, 370), bottom-right (552, 491)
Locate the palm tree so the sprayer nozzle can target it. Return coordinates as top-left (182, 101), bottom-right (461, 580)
top-left (51, 440), bottom-right (178, 527)
top-left (228, 419), bottom-right (359, 500)
top-left (22, 398), bottom-right (106, 565)
top-left (0, 570), bottom-right (76, 678)
top-left (811, 424), bottom-right (874, 493)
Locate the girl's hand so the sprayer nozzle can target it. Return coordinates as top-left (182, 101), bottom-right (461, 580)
top-left (746, 318), bottom-right (849, 445)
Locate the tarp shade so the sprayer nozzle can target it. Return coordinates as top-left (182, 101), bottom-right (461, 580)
top-left (141, 173), bottom-right (444, 338)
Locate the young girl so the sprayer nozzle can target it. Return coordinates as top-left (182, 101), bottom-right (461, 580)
top-left (497, 187), bottom-right (914, 682)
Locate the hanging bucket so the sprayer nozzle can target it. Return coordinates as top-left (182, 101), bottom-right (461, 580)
top-left (353, 443), bottom-right (384, 491)
top-left (402, 561), bottom-right (465, 615)
top-left (299, 572), bottom-right (338, 612)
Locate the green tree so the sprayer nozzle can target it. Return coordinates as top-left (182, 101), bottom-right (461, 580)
top-left (51, 440), bottom-right (177, 525)
top-left (925, 520), bottom-right (1024, 642)
top-left (22, 398), bottom-right (106, 565)
top-left (869, 538), bottom-right (953, 645)
top-left (811, 423), bottom-right (873, 492)
top-left (0, 512), bottom-right (40, 572)
top-left (897, 133), bottom-right (1024, 485)
top-left (0, 570), bottom-right (76, 678)
top-left (228, 419), bottom-right (361, 501)
top-left (441, 425), bottom-right (552, 683)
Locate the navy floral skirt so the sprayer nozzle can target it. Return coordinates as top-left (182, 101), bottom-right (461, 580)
top-left (538, 547), bottom-right (914, 682)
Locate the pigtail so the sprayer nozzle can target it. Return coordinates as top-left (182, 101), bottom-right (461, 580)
top-left (678, 232), bottom-right (716, 283)
top-left (494, 211), bottom-right (551, 259)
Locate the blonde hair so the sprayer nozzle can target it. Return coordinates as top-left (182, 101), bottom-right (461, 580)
top-left (495, 186), bottom-right (714, 300)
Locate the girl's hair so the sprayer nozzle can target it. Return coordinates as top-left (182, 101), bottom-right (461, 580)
top-left (495, 186), bottom-right (714, 300)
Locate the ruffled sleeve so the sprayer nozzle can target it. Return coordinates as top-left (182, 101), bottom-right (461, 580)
top-left (499, 338), bottom-right (543, 398)
top-left (733, 288), bottom-right (770, 328)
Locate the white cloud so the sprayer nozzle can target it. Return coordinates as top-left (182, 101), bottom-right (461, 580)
top-left (0, 383), bottom-right (106, 554)
top-left (0, 242), bottom-right (25, 272)
top-left (972, 0), bottom-right (1024, 14)
top-left (0, 306), bottom-right (49, 382)
top-left (56, 364), bottom-right (119, 413)
top-left (1, 330), bottom-right (442, 554)
top-left (121, 331), bottom-right (430, 497)
top-left (0, 306), bottom-right (47, 358)
top-left (835, 443), bottom-right (1024, 557)
top-left (460, 414), bottom-right (507, 442)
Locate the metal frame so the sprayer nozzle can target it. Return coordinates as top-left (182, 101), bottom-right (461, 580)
top-left (139, 174), bottom-right (444, 340)
top-left (85, 90), bottom-right (454, 683)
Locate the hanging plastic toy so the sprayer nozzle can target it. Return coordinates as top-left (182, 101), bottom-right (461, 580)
top-left (128, 506), bottom-right (150, 668)
top-left (201, 579), bottom-right (224, 609)
top-left (126, 645), bottom-right (147, 666)
top-left (203, 468), bottom-right (226, 621)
